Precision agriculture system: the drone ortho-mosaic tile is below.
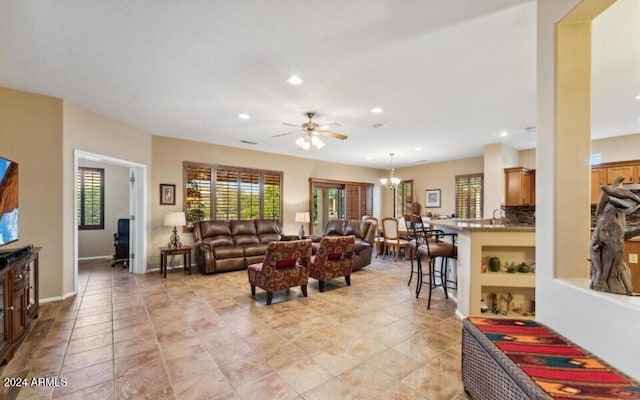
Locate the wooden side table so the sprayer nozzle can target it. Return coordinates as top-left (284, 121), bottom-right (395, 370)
top-left (160, 246), bottom-right (192, 278)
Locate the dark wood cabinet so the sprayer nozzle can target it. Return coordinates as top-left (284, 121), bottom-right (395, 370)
top-left (504, 167), bottom-right (535, 206)
top-left (0, 247), bottom-right (40, 365)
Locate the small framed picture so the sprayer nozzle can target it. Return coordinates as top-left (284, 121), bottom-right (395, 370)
top-left (160, 184), bottom-right (176, 205)
top-left (425, 189), bottom-right (441, 208)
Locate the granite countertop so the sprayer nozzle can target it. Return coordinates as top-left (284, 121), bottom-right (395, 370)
top-left (432, 219), bottom-right (536, 232)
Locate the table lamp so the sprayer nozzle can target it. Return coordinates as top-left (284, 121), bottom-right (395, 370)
top-left (295, 212), bottom-right (310, 239)
top-left (164, 211), bottom-right (186, 248)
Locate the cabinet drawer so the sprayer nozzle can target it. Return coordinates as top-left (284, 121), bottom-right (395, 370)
top-left (10, 266), bottom-right (28, 291)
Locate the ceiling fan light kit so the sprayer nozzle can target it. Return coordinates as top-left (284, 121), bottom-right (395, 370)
top-left (274, 112), bottom-right (347, 150)
top-left (380, 153), bottom-right (401, 189)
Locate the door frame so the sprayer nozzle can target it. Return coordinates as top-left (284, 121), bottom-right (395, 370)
top-left (73, 150), bottom-right (147, 292)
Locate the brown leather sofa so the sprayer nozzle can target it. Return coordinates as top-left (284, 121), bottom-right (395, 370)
top-left (312, 219), bottom-right (375, 271)
top-left (193, 219), bottom-right (283, 274)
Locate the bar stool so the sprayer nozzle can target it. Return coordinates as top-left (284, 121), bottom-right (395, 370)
top-left (414, 227), bottom-right (457, 309)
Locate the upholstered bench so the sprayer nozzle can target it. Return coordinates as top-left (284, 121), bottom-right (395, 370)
top-left (462, 317), bottom-right (640, 400)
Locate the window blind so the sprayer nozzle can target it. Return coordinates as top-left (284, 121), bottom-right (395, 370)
top-left (77, 167), bottom-right (104, 230)
top-left (455, 174), bottom-right (483, 219)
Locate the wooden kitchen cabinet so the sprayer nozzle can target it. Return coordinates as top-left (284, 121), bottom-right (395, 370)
top-left (606, 164), bottom-right (635, 184)
top-left (591, 168), bottom-right (606, 204)
top-left (504, 167), bottom-right (535, 206)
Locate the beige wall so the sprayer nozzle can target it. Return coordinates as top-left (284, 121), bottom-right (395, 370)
top-left (77, 160), bottom-right (129, 259)
top-left (63, 102), bottom-right (153, 295)
top-left (393, 156), bottom-right (484, 217)
top-left (591, 133), bottom-right (640, 163)
top-left (150, 136), bottom-right (383, 268)
top-left (0, 87), bottom-right (64, 299)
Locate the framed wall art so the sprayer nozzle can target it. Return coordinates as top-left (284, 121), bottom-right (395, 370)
top-left (425, 189), bottom-right (441, 208)
top-left (160, 183), bottom-right (176, 205)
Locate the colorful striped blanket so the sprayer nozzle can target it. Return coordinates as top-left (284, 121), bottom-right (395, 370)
top-left (468, 318), bottom-right (640, 399)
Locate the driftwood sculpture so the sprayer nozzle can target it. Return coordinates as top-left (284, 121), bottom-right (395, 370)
top-left (590, 176), bottom-right (640, 295)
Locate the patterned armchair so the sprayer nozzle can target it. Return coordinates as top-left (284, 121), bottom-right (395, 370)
top-left (247, 239), bottom-right (312, 305)
top-left (307, 235), bottom-right (355, 292)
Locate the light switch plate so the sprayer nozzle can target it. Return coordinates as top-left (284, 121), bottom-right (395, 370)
top-left (629, 253), bottom-right (638, 264)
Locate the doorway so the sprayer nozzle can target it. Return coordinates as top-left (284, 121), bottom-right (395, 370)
top-left (73, 150), bottom-right (147, 294)
top-left (312, 184), bottom-right (345, 235)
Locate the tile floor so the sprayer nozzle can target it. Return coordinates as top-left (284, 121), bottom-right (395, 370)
top-left (0, 257), bottom-right (470, 400)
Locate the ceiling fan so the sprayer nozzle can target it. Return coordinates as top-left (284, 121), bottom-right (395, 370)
top-left (272, 112), bottom-right (348, 150)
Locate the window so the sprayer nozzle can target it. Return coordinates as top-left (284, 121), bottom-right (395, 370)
top-left (77, 167), bottom-right (104, 230)
top-left (456, 174), bottom-right (483, 219)
top-left (394, 180), bottom-right (413, 218)
top-left (183, 162), bottom-right (283, 226)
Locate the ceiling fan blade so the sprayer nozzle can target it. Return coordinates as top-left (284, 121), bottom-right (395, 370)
top-left (271, 130), bottom-right (299, 138)
top-left (282, 122), bottom-right (300, 128)
top-left (318, 130), bottom-right (348, 140)
top-left (317, 122), bottom-right (342, 130)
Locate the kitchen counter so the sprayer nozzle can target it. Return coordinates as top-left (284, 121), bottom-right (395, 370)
top-left (432, 219), bottom-right (535, 232)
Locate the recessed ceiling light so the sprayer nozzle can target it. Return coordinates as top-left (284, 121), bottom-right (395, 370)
top-left (238, 113), bottom-right (250, 120)
top-left (414, 147), bottom-right (422, 151)
top-left (370, 107), bottom-right (383, 114)
top-left (499, 130), bottom-right (509, 137)
top-left (635, 94), bottom-right (640, 100)
top-left (366, 156), bottom-right (373, 160)
top-left (287, 75), bottom-right (303, 85)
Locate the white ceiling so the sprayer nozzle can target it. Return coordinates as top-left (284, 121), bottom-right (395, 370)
top-left (0, 1), bottom-right (638, 168)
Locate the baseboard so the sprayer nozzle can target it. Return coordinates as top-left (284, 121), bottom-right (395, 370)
top-left (40, 291), bottom-right (78, 303)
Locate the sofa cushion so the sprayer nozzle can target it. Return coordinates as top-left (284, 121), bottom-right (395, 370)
top-left (323, 220), bottom-right (345, 236)
top-left (230, 220), bottom-right (257, 235)
top-left (275, 259), bottom-right (297, 268)
top-left (200, 220), bottom-right (231, 238)
top-left (256, 219), bottom-right (282, 243)
top-left (234, 235), bottom-right (260, 246)
top-left (205, 235), bottom-right (234, 247)
top-left (213, 245), bottom-right (244, 259)
top-left (244, 243), bottom-right (268, 257)
top-left (256, 219), bottom-right (281, 234)
top-left (345, 220), bottom-right (368, 239)
top-left (259, 233), bottom-right (281, 244)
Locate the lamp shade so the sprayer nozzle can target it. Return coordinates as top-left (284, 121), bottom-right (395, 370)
top-left (164, 211), bottom-right (186, 227)
top-left (295, 212), bottom-right (310, 223)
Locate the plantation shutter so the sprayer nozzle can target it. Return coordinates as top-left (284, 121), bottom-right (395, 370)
top-left (240, 171), bottom-right (260, 219)
top-left (456, 174), bottom-right (483, 219)
top-left (394, 180), bottom-right (413, 218)
top-left (263, 173), bottom-right (281, 219)
top-left (184, 162), bottom-right (283, 224)
top-left (345, 183), bottom-right (374, 220)
top-left (185, 166), bottom-right (212, 225)
top-left (77, 167), bottom-right (104, 230)
top-left (215, 169), bottom-right (239, 220)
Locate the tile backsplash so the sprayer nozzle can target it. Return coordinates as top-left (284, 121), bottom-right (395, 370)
top-left (505, 205), bottom-right (536, 226)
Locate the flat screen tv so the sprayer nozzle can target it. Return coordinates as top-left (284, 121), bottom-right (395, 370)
top-left (0, 156), bottom-right (18, 248)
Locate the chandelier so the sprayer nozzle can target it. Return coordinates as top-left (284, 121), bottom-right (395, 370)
top-left (380, 153), bottom-right (401, 189)
top-left (296, 134), bottom-right (324, 150)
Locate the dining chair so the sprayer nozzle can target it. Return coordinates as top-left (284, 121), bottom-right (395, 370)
top-left (364, 216), bottom-right (384, 258)
top-left (381, 217), bottom-right (411, 261)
